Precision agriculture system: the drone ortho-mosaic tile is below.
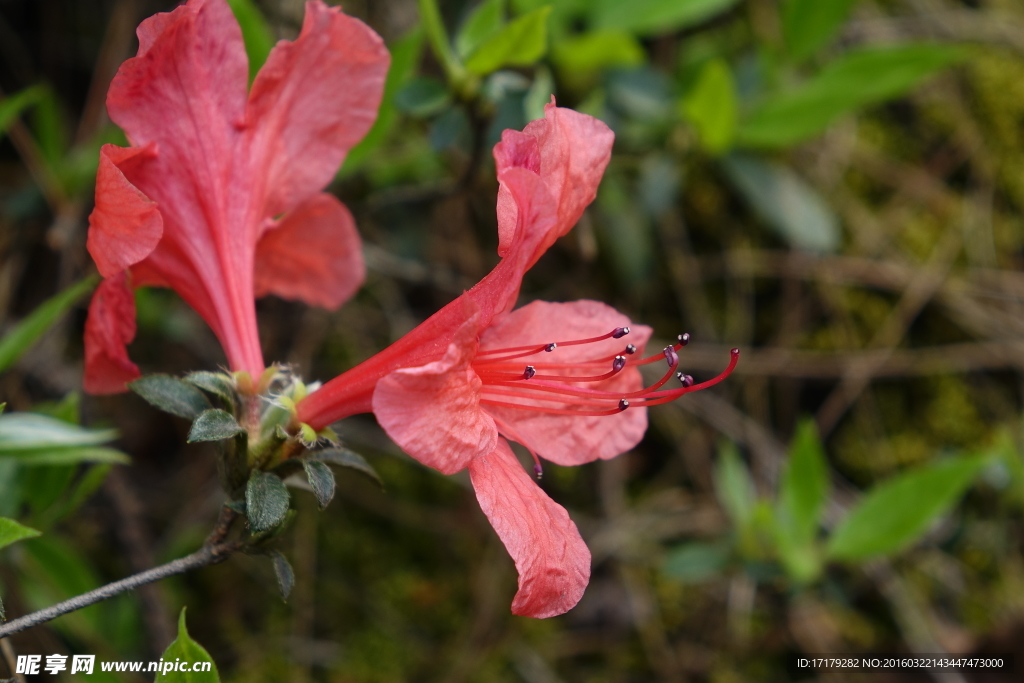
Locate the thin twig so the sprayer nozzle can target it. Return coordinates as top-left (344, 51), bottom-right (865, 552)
top-left (0, 637), bottom-right (26, 683)
top-left (0, 539), bottom-right (241, 640)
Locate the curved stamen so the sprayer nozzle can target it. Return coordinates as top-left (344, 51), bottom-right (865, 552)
top-left (475, 328), bottom-right (628, 357)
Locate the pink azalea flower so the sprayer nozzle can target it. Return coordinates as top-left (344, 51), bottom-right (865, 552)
top-left (84, 0), bottom-right (389, 393)
top-left (296, 103), bottom-right (738, 618)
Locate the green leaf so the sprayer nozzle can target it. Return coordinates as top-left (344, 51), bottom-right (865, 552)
top-left (714, 442), bottom-right (755, 528)
top-left (456, 0), bottom-right (506, 59)
top-left (268, 550), bottom-right (295, 601)
top-left (550, 30), bottom-right (644, 80)
top-left (523, 65), bottom-right (555, 121)
top-left (21, 535), bottom-right (103, 631)
top-left (226, 0), bottom-right (276, 82)
top-left (156, 608), bottom-right (221, 682)
top-left (188, 410), bottom-right (245, 443)
top-left (591, 0), bottom-right (739, 36)
top-left (782, 0), bottom-right (858, 62)
top-left (465, 6), bottom-right (551, 76)
top-left (0, 517), bottom-right (40, 550)
top-left (0, 84), bottom-right (47, 143)
top-left (777, 419), bottom-right (829, 547)
top-left (662, 541), bottom-right (730, 583)
top-left (314, 448), bottom-right (383, 487)
top-left (681, 58), bottom-right (737, 154)
top-left (184, 372), bottom-right (237, 405)
top-left (343, 27), bottom-right (425, 174)
top-left (129, 375), bottom-right (212, 420)
top-left (0, 276), bottom-right (97, 374)
top-left (302, 460), bottom-right (336, 510)
top-left (0, 413), bottom-right (118, 453)
top-left (1, 446), bottom-right (128, 466)
top-left (720, 153), bottom-right (840, 253)
top-left (246, 471), bottom-right (291, 533)
top-left (737, 44), bottom-right (965, 148)
top-left (394, 77), bottom-right (451, 118)
top-left (827, 457), bottom-right (989, 561)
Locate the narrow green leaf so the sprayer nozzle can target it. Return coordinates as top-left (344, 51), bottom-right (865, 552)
top-left (129, 375), bottom-right (212, 420)
top-left (465, 6), bottom-right (551, 76)
top-left (184, 372), bottom-right (236, 405)
top-left (714, 442), bottom-right (755, 527)
top-left (0, 84), bottom-right (47, 143)
top-left (0, 517), bottom-right (40, 551)
top-left (315, 448), bottom-right (383, 487)
top-left (681, 58), bottom-right (737, 154)
top-left (394, 77), bottom-right (452, 118)
top-left (268, 551), bottom-right (295, 601)
top-left (662, 541), bottom-right (730, 583)
top-left (302, 460), bottom-right (336, 510)
top-left (782, 0), bottom-right (858, 62)
top-left (827, 457), bottom-right (988, 561)
top-left (777, 419), bottom-right (829, 546)
top-left (156, 608), bottom-right (221, 682)
top-left (456, 0), bottom-right (506, 59)
top-left (226, 0), bottom-right (276, 82)
top-left (591, 0), bottom-right (739, 36)
top-left (737, 44), bottom-right (965, 148)
top-left (0, 413), bottom-right (117, 453)
top-left (720, 153), bottom-right (841, 253)
top-left (0, 276), bottom-right (97, 374)
top-left (188, 410), bottom-right (245, 443)
top-left (246, 471), bottom-right (291, 533)
top-left (22, 535), bottom-right (103, 631)
top-left (1, 446), bottom-right (129, 466)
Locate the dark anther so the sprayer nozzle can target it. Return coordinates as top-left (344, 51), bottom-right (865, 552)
top-left (612, 327), bottom-right (630, 339)
top-left (675, 372), bottom-right (694, 387)
top-left (664, 345), bottom-right (679, 367)
top-left (625, 344), bottom-right (637, 355)
top-left (731, 348), bottom-right (740, 356)
top-left (533, 463), bottom-right (543, 479)
top-left (545, 343), bottom-right (557, 352)
top-left (618, 398), bottom-right (630, 411)
top-left (612, 355), bottom-right (627, 372)
top-left (678, 333), bottom-right (690, 346)
top-left (523, 365), bottom-right (536, 380)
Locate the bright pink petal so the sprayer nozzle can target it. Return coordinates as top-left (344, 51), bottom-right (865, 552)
top-left (254, 193), bottom-right (365, 310)
top-left (481, 300), bottom-right (652, 466)
top-left (469, 439), bottom-right (590, 618)
top-left (83, 273), bottom-right (140, 395)
top-left (87, 144), bottom-right (163, 278)
top-left (372, 318), bottom-right (497, 475)
top-left (493, 102), bottom-right (613, 264)
top-left (247, 1), bottom-right (389, 217)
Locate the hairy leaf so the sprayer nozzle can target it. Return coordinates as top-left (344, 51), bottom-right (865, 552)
top-left (129, 375), bottom-right (212, 420)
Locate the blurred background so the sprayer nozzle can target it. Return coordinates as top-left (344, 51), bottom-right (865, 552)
top-left (1, 0), bottom-right (1024, 680)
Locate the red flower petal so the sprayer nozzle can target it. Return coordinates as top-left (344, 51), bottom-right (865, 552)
top-left (254, 193), bottom-right (365, 310)
top-left (247, 0), bottom-right (389, 217)
top-left (372, 318), bottom-right (497, 475)
top-left (83, 273), bottom-right (140, 395)
top-left (87, 144), bottom-right (163, 278)
top-left (469, 439), bottom-right (591, 618)
top-left (493, 102), bottom-right (614, 263)
top-left (482, 300), bottom-right (652, 466)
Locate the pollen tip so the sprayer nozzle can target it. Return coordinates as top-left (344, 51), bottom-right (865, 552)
top-left (612, 355), bottom-right (627, 372)
top-left (678, 333), bottom-right (690, 346)
top-left (545, 343), bottom-right (557, 352)
top-left (612, 326), bottom-right (630, 339)
top-left (679, 373), bottom-right (694, 387)
top-left (618, 398), bottom-right (629, 411)
top-left (625, 344), bottom-right (637, 355)
top-left (523, 365), bottom-right (536, 380)
top-left (731, 348), bottom-right (740, 357)
top-left (533, 463), bottom-right (543, 479)
top-left (663, 345), bottom-right (679, 367)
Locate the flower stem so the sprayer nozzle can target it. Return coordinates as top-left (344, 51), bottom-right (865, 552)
top-left (417, 0), bottom-right (477, 98)
top-left (0, 508), bottom-right (241, 640)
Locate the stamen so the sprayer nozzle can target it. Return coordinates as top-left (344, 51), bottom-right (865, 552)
top-left (676, 372), bottom-right (694, 387)
top-left (612, 327), bottom-right (630, 339)
top-left (625, 344), bottom-right (636, 355)
top-left (533, 462), bottom-right (543, 479)
top-left (523, 365), bottom-right (536, 380)
top-left (619, 399), bottom-right (629, 410)
top-left (664, 345), bottom-right (679, 367)
top-left (678, 333), bottom-right (690, 346)
top-left (545, 343), bottom-right (557, 352)
top-left (612, 355), bottom-right (627, 372)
